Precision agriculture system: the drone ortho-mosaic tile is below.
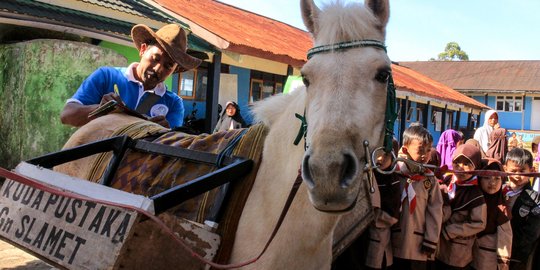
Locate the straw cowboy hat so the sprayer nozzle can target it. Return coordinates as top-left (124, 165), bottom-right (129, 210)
top-left (131, 24), bottom-right (202, 70)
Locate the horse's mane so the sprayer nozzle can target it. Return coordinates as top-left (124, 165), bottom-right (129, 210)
top-left (251, 87), bottom-right (306, 128)
top-left (315, 0), bottom-right (384, 45)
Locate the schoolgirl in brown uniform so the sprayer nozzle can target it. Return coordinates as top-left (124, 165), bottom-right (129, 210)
top-left (389, 126), bottom-right (443, 270)
top-left (472, 158), bottom-right (512, 270)
top-left (436, 144), bottom-right (487, 269)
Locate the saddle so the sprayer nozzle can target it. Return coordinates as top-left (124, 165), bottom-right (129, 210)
top-left (85, 120), bottom-right (268, 264)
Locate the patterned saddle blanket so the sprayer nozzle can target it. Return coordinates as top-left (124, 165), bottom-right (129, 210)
top-left (86, 122), bottom-right (267, 224)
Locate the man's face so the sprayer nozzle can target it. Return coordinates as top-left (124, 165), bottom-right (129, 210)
top-left (505, 160), bottom-right (532, 190)
top-left (136, 44), bottom-right (178, 90)
top-left (403, 139), bottom-right (431, 164)
top-left (488, 113), bottom-right (498, 127)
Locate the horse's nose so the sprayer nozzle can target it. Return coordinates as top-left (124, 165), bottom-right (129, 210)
top-left (301, 152), bottom-right (358, 189)
top-left (339, 153), bottom-right (357, 188)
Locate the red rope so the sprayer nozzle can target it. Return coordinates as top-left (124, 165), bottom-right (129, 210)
top-left (0, 167), bottom-right (299, 269)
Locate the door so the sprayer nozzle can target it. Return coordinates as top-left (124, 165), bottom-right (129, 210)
top-left (531, 98), bottom-right (540, 130)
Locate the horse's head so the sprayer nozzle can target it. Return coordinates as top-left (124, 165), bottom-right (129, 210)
top-left (299, 0), bottom-right (391, 212)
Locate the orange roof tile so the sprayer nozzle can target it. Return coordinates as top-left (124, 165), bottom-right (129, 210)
top-left (154, 0), bottom-right (312, 67)
top-left (392, 64), bottom-right (489, 110)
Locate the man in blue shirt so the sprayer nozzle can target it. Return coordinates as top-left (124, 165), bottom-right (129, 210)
top-left (60, 23), bottom-right (201, 129)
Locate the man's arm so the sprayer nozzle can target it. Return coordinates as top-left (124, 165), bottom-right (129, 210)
top-left (60, 102), bottom-right (100, 127)
top-left (60, 92), bottom-right (122, 127)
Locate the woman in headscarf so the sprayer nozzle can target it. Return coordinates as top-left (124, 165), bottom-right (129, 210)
top-left (473, 110), bottom-right (499, 153)
top-left (213, 101), bottom-right (247, 133)
top-left (486, 128), bottom-right (508, 164)
top-left (436, 129), bottom-right (462, 170)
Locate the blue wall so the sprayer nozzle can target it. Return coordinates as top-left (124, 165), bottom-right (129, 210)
top-left (471, 95), bottom-right (532, 130)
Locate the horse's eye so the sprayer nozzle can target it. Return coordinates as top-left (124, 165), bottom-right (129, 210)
top-left (375, 70), bottom-right (390, 83)
top-left (302, 75), bottom-right (310, 87)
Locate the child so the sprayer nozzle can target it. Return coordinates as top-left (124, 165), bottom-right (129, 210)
top-left (436, 144), bottom-right (487, 269)
top-left (472, 158), bottom-right (512, 270)
top-left (365, 139), bottom-right (401, 269)
top-left (503, 148), bottom-right (540, 270)
top-left (389, 125), bottom-right (443, 270)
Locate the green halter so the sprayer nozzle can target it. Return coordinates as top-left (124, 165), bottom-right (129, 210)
top-left (296, 39), bottom-right (397, 154)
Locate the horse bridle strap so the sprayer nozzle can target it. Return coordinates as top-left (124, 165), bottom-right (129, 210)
top-left (305, 39), bottom-right (397, 154)
top-left (307, 39), bottom-right (387, 59)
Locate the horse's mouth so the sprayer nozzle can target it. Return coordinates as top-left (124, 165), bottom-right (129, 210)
top-left (312, 196), bottom-right (358, 214)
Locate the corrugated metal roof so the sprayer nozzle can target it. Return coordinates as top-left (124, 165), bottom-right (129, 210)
top-left (392, 64), bottom-right (489, 110)
top-left (153, 0), bottom-right (312, 67)
top-left (399, 61), bottom-right (540, 92)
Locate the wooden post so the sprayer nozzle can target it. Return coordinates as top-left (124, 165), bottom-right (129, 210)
top-left (287, 65), bottom-right (293, 76)
top-left (205, 52), bottom-right (222, 133)
top-left (423, 101), bottom-right (430, 128)
top-left (455, 108), bottom-right (461, 130)
top-left (399, 97), bottom-right (408, 145)
top-left (476, 111), bottom-right (482, 128)
top-left (441, 104), bottom-right (447, 132)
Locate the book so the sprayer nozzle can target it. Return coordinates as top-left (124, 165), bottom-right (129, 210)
top-left (88, 100), bottom-right (149, 120)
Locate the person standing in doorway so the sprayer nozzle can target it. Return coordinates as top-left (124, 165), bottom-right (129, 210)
top-left (474, 110), bottom-right (499, 153)
top-left (213, 101), bottom-right (247, 133)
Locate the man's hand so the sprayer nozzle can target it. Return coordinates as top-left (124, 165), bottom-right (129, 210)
top-left (100, 92), bottom-right (124, 106)
top-left (148, 115), bottom-right (170, 128)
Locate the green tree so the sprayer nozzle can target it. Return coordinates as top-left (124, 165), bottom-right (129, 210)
top-left (431, 42), bottom-right (469, 61)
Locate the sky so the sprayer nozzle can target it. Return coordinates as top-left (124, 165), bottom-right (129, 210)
top-left (218, 0), bottom-right (540, 61)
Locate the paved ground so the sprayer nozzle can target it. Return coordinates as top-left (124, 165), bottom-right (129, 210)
top-left (0, 240), bottom-right (53, 270)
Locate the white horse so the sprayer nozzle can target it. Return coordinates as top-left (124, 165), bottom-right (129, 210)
top-left (56, 0), bottom-right (391, 269)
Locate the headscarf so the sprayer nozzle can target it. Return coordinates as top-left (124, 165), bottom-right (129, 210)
top-left (473, 110), bottom-right (498, 153)
top-left (213, 101), bottom-right (246, 133)
top-left (452, 144), bottom-right (482, 170)
top-left (465, 138), bottom-right (486, 158)
top-left (486, 128), bottom-right (508, 163)
top-left (436, 129), bottom-right (462, 170)
top-left (477, 158), bottom-right (510, 237)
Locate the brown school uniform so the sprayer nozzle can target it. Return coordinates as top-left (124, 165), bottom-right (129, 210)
top-left (472, 221), bottom-right (512, 270)
top-left (365, 171), bottom-right (401, 268)
top-left (437, 175), bottom-right (487, 268)
top-left (390, 161), bottom-right (443, 262)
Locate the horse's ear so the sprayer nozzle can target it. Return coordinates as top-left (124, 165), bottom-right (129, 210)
top-left (365, 0), bottom-right (390, 29)
top-left (300, 0), bottom-right (320, 36)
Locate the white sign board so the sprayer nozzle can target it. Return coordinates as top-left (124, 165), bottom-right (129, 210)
top-left (0, 163), bottom-right (153, 269)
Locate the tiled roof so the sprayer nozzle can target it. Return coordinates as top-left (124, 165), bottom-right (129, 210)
top-left (392, 64), bottom-right (489, 110)
top-left (153, 0), bottom-right (313, 67)
top-left (0, 0), bottom-right (212, 51)
top-left (399, 61), bottom-right (540, 92)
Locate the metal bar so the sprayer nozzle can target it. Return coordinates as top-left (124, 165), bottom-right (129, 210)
top-left (26, 136), bottom-right (130, 169)
top-left (132, 139), bottom-right (236, 166)
top-left (100, 136), bottom-right (132, 186)
top-left (150, 158), bottom-right (253, 215)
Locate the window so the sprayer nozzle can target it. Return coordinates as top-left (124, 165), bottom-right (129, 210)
top-left (178, 68), bottom-right (208, 101)
top-left (249, 71), bottom-right (286, 103)
top-left (496, 96), bottom-right (523, 112)
top-left (179, 70), bottom-right (195, 98)
top-left (250, 79), bottom-right (263, 103)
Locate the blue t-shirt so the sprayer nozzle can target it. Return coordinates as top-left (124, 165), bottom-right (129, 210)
top-left (70, 66), bottom-right (184, 128)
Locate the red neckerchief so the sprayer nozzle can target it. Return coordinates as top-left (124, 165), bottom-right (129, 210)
top-left (448, 174), bottom-right (478, 200)
top-left (397, 162), bottom-right (432, 214)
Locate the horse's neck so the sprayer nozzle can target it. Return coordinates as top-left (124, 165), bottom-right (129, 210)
top-left (231, 94), bottom-right (341, 269)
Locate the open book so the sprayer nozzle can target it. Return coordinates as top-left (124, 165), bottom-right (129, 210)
top-left (88, 100), bottom-right (149, 120)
